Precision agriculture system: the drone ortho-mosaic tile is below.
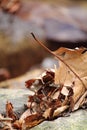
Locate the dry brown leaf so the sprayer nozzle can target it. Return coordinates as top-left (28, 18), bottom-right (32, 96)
top-left (53, 105), bottom-right (69, 117)
top-left (13, 120), bottom-right (22, 130)
top-left (16, 45), bottom-right (87, 129)
top-left (54, 47), bottom-right (87, 85)
top-left (30, 33), bottom-right (87, 126)
top-left (54, 47), bottom-right (87, 105)
top-left (19, 109), bottom-right (44, 129)
top-left (73, 91), bottom-right (87, 111)
top-left (6, 101), bottom-right (18, 122)
top-left (28, 34), bottom-right (87, 128)
top-left (22, 113), bottom-right (44, 130)
top-left (43, 108), bottom-right (52, 119)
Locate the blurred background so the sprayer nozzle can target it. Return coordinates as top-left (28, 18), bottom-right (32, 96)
top-left (0, 0), bottom-right (87, 82)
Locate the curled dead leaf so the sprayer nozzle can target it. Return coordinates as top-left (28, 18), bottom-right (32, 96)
top-left (22, 113), bottom-right (44, 129)
top-left (6, 101), bottom-right (18, 122)
top-left (73, 91), bottom-right (87, 111)
top-left (53, 105), bottom-right (69, 118)
top-left (13, 120), bottom-right (22, 130)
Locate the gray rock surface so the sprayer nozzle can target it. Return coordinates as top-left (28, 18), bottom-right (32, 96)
top-left (31, 110), bottom-right (87, 130)
top-left (0, 88), bottom-right (33, 113)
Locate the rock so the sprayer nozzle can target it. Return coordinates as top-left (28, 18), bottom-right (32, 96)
top-left (0, 88), bottom-right (32, 114)
top-left (31, 110), bottom-right (87, 130)
top-left (0, 69), bottom-right (42, 113)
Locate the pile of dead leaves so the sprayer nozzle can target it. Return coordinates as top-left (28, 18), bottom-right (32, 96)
top-left (0, 47), bottom-right (87, 130)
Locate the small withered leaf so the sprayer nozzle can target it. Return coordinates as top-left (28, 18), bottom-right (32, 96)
top-left (6, 101), bottom-right (18, 122)
top-left (41, 86), bottom-right (57, 97)
top-left (58, 93), bottom-right (66, 101)
top-left (43, 108), bottom-right (52, 119)
top-left (49, 99), bottom-right (62, 109)
top-left (23, 113), bottom-right (44, 129)
top-left (73, 91), bottom-right (87, 111)
top-left (67, 87), bottom-right (74, 97)
top-left (25, 79), bottom-right (36, 88)
top-left (26, 78), bottom-right (43, 92)
top-left (42, 74), bottom-right (54, 84)
top-left (13, 120), bottom-right (22, 130)
top-left (69, 96), bottom-right (74, 112)
top-left (46, 71), bottom-right (55, 78)
top-left (61, 87), bottom-right (69, 96)
top-left (53, 105), bottom-right (69, 118)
